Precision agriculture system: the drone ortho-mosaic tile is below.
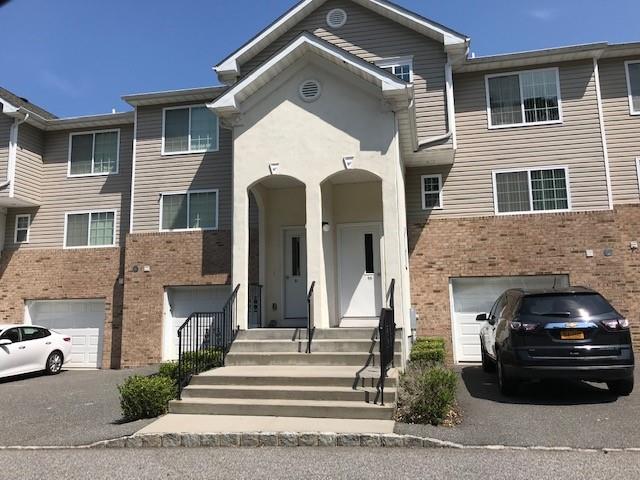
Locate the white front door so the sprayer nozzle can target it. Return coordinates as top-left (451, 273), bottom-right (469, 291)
top-left (338, 224), bottom-right (382, 320)
top-left (284, 229), bottom-right (307, 319)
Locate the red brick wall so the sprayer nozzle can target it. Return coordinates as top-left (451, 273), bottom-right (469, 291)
top-left (120, 230), bottom-right (231, 367)
top-left (0, 247), bottom-right (123, 368)
top-left (409, 205), bottom-right (640, 358)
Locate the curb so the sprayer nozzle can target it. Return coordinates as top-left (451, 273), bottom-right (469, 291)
top-left (1, 432), bottom-right (640, 452)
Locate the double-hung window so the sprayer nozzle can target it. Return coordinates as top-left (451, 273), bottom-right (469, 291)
top-left (493, 167), bottom-right (570, 214)
top-left (625, 60), bottom-right (640, 115)
top-left (68, 130), bottom-right (119, 176)
top-left (421, 174), bottom-right (443, 209)
top-left (65, 211), bottom-right (116, 248)
top-left (160, 190), bottom-right (218, 231)
top-left (14, 214), bottom-right (31, 243)
top-left (486, 68), bottom-right (562, 128)
top-left (163, 106), bottom-right (219, 154)
top-left (376, 57), bottom-right (413, 83)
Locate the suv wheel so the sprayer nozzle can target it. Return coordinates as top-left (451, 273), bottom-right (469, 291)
top-left (497, 353), bottom-right (519, 396)
top-left (607, 378), bottom-right (634, 396)
top-left (481, 340), bottom-right (496, 373)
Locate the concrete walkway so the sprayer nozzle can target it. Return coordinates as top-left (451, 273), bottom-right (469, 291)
top-left (137, 414), bottom-right (395, 435)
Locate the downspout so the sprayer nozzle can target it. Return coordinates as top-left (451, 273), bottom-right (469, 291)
top-left (414, 59), bottom-right (456, 150)
top-left (1, 112), bottom-right (30, 194)
top-left (592, 57), bottom-right (614, 210)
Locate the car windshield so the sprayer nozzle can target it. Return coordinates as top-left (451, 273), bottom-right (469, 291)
top-left (520, 293), bottom-right (616, 319)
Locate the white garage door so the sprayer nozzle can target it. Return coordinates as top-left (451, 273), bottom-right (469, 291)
top-left (25, 299), bottom-right (105, 369)
top-left (450, 275), bottom-right (569, 363)
top-left (163, 286), bottom-right (231, 361)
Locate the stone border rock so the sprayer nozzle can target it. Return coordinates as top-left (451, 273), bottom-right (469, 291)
top-left (2, 432), bottom-right (640, 452)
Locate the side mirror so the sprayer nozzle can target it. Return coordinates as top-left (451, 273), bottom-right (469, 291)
top-left (0, 339), bottom-right (12, 346)
top-left (475, 313), bottom-right (488, 322)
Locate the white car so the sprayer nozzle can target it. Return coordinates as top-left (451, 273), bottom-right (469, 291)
top-left (0, 324), bottom-right (72, 379)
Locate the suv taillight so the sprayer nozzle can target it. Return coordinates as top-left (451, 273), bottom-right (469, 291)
top-left (601, 318), bottom-right (629, 331)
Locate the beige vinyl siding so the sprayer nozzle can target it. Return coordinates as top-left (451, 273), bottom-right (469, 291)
top-left (239, 0), bottom-right (448, 143)
top-left (4, 124), bottom-right (133, 249)
top-left (13, 123), bottom-right (44, 204)
top-left (0, 113), bottom-right (13, 198)
top-left (406, 60), bottom-right (609, 220)
top-left (599, 57), bottom-right (640, 204)
top-left (133, 103), bottom-right (232, 232)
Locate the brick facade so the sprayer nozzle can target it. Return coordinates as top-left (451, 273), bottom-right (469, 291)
top-left (0, 247), bottom-right (123, 368)
top-left (120, 230), bottom-right (231, 367)
top-left (409, 205), bottom-right (640, 360)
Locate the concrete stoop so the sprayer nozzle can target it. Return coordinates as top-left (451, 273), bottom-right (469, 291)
top-left (169, 328), bottom-right (400, 421)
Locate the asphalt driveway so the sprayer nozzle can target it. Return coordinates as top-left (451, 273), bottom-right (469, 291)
top-left (396, 366), bottom-right (640, 449)
top-left (0, 366), bottom-right (158, 446)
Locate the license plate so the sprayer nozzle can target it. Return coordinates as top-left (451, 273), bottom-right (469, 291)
top-left (560, 330), bottom-right (584, 340)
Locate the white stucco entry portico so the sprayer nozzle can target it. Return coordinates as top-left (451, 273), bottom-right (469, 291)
top-left (209, 33), bottom-right (415, 359)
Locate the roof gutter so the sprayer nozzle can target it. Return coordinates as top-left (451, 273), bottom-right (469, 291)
top-left (1, 111), bottom-right (29, 193)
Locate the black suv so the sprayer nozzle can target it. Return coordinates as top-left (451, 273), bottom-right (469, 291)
top-left (476, 287), bottom-right (634, 396)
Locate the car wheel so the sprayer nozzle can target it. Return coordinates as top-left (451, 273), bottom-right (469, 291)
top-left (607, 378), bottom-right (634, 396)
top-left (45, 351), bottom-right (63, 375)
top-left (497, 353), bottom-right (518, 396)
top-left (481, 339), bottom-right (496, 373)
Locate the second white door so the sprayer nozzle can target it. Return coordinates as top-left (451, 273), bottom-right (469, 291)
top-left (338, 224), bottom-right (382, 320)
top-left (284, 229), bottom-right (307, 319)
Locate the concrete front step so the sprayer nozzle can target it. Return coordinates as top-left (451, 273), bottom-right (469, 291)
top-left (181, 384), bottom-right (397, 403)
top-left (230, 338), bottom-right (402, 353)
top-left (225, 351), bottom-right (402, 367)
top-left (168, 397), bottom-right (395, 420)
top-left (236, 328), bottom-right (382, 341)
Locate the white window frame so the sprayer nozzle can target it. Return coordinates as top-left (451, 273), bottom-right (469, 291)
top-left (14, 214), bottom-right (31, 244)
top-left (491, 165), bottom-right (572, 216)
top-left (67, 129), bottom-right (120, 177)
top-left (420, 174), bottom-right (443, 210)
top-left (485, 67), bottom-right (563, 129)
top-left (63, 209), bottom-right (118, 249)
top-left (159, 189), bottom-right (219, 232)
top-left (625, 60), bottom-right (640, 116)
top-left (376, 56), bottom-right (414, 83)
top-left (161, 105), bottom-right (220, 156)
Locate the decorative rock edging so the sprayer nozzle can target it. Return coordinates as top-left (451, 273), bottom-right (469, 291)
top-left (2, 432), bottom-right (640, 452)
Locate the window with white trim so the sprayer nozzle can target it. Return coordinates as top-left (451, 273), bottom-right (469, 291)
top-left (376, 57), bottom-right (413, 83)
top-left (14, 214), bottom-right (30, 243)
top-left (486, 68), bottom-right (562, 128)
top-left (160, 190), bottom-right (218, 231)
top-left (163, 106), bottom-right (219, 154)
top-left (493, 167), bottom-right (570, 214)
top-left (421, 174), bottom-right (443, 209)
top-left (65, 211), bottom-right (115, 247)
top-left (625, 61), bottom-right (640, 115)
top-left (69, 130), bottom-right (119, 176)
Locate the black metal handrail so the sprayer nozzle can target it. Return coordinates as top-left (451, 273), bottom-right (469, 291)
top-left (248, 284), bottom-right (263, 328)
top-left (306, 281), bottom-right (316, 353)
top-left (177, 284), bottom-right (240, 399)
top-left (378, 279), bottom-right (396, 406)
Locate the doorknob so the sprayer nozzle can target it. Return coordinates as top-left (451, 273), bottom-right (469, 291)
top-left (18, 346), bottom-right (26, 350)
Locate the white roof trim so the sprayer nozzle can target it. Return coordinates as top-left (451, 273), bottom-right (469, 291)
top-left (0, 97), bottom-right (19, 115)
top-left (214, 0), bottom-right (467, 78)
top-left (209, 32), bottom-right (411, 115)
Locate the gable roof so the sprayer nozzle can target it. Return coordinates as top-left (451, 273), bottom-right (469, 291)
top-left (208, 31), bottom-right (413, 116)
top-left (0, 86), bottom-right (57, 120)
top-left (214, 0), bottom-right (468, 80)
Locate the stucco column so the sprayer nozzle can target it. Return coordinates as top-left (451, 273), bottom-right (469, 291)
top-left (381, 173), bottom-right (405, 328)
top-left (305, 183), bottom-right (329, 329)
top-left (232, 184), bottom-right (249, 330)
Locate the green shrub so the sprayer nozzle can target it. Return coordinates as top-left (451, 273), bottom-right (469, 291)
top-left (410, 338), bottom-right (446, 364)
top-left (182, 347), bottom-right (223, 372)
top-left (396, 363), bottom-right (457, 425)
top-left (158, 361), bottom-right (179, 382)
top-left (118, 375), bottom-right (177, 421)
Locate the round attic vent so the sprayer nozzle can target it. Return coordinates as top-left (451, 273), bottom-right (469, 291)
top-left (299, 79), bottom-right (321, 102)
top-left (326, 8), bottom-right (347, 28)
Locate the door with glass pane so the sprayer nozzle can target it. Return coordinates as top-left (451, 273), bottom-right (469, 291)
top-left (284, 229), bottom-right (307, 319)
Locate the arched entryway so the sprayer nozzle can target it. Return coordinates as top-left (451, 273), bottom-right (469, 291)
top-left (320, 169), bottom-right (384, 327)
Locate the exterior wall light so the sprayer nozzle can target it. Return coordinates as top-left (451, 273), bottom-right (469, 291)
top-left (322, 222), bottom-right (331, 232)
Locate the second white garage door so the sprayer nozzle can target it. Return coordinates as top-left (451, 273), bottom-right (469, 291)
top-left (163, 286), bottom-right (232, 361)
top-left (449, 275), bottom-right (569, 363)
top-left (24, 299), bottom-right (106, 369)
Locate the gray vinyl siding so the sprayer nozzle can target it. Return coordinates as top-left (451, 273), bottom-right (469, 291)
top-left (239, 0), bottom-right (448, 143)
top-left (0, 113), bottom-right (13, 198)
top-left (132, 103), bottom-right (232, 232)
top-left (4, 124), bottom-right (133, 249)
top-left (406, 60), bottom-right (609, 220)
top-left (13, 123), bottom-right (44, 204)
top-left (599, 57), bottom-right (640, 204)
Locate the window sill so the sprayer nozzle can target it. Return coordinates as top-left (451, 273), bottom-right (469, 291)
top-left (67, 172), bottom-right (118, 178)
top-left (494, 208), bottom-right (571, 217)
top-left (630, 111), bottom-right (640, 116)
top-left (63, 244), bottom-right (117, 250)
top-left (421, 206), bottom-right (443, 211)
top-left (161, 148), bottom-right (219, 157)
top-left (159, 227), bottom-right (219, 233)
top-left (488, 120), bottom-right (563, 130)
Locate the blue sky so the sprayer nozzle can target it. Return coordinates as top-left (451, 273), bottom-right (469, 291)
top-left (0, 0), bottom-right (638, 117)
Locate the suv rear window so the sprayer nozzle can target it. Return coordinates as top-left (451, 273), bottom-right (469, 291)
top-left (520, 293), bottom-right (616, 319)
